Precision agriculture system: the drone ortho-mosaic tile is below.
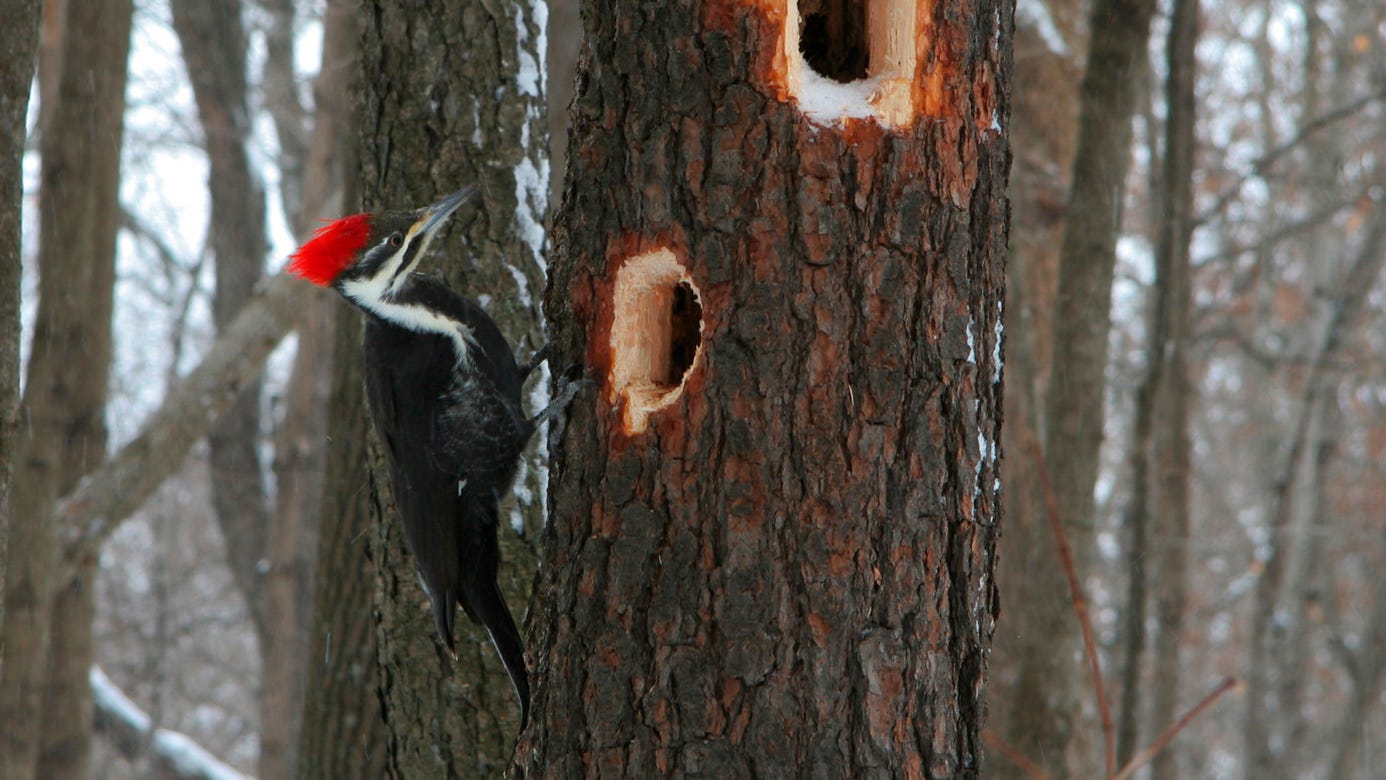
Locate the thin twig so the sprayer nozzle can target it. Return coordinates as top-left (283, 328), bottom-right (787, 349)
top-left (982, 729), bottom-right (1052, 780)
top-left (1111, 677), bottom-right (1241, 780)
top-left (1030, 438), bottom-right (1116, 778)
top-left (1193, 90), bottom-right (1385, 227)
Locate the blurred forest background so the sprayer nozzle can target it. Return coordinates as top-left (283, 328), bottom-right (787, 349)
top-left (1, 0), bottom-right (1385, 778)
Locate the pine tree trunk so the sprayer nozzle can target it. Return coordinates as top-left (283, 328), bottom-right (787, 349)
top-left (352, 1), bottom-right (551, 774)
top-left (0, 1), bottom-right (132, 777)
top-left (524, 1), bottom-right (1008, 776)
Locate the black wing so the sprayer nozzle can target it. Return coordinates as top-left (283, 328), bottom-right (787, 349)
top-left (362, 275), bottom-right (533, 726)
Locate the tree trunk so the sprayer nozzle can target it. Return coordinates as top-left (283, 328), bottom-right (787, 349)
top-left (293, 5), bottom-right (394, 779)
top-left (523, 1), bottom-right (1008, 776)
top-left (1326, 517), bottom-right (1386, 780)
top-left (1016, 0), bottom-right (1155, 773)
top-left (1242, 12), bottom-right (1386, 776)
top-left (36, 558), bottom-right (97, 778)
top-left (0, 0), bottom-right (41, 667)
top-left (1145, 0), bottom-right (1197, 775)
top-left (340, 0), bottom-right (552, 774)
top-left (988, 1), bottom-right (1081, 774)
top-left (0, 1), bottom-right (132, 777)
top-left (257, 0), bottom-right (354, 774)
top-left (297, 315), bottom-right (390, 780)
top-left (171, 0), bottom-right (273, 649)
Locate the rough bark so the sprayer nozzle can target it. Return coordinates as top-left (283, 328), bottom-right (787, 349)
top-left (547, 0), bottom-right (581, 209)
top-left (0, 1), bottom-right (132, 778)
top-left (1018, 0), bottom-right (1155, 774)
top-left (353, 1), bottom-right (551, 774)
top-left (0, 0), bottom-right (41, 667)
top-left (171, 0), bottom-right (273, 649)
top-left (523, 1), bottom-right (1008, 776)
top-left (297, 315), bottom-right (390, 780)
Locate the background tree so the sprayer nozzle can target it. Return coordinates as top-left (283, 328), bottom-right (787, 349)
top-left (295, 13), bottom-right (388, 775)
top-left (0, 0), bottom-right (41, 668)
top-left (995, 0), bottom-right (1156, 774)
top-left (987, 0), bottom-right (1082, 773)
top-left (523, 0), bottom-right (1008, 775)
top-left (170, 1), bottom-right (273, 672)
top-left (0, 1), bottom-right (133, 778)
top-left (4, 0), bottom-right (1386, 776)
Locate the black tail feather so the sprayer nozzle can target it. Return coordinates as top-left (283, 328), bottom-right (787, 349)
top-left (464, 579), bottom-right (531, 730)
top-left (429, 582), bottom-right (459, 653)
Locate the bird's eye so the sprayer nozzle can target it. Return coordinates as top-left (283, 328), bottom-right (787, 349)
top-left (389, 233), bottom-right (403, 248)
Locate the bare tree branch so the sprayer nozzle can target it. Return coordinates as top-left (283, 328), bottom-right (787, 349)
top-left (1112, 678), bottom-right (1241, 780)
top-left (91, 666), bottom-right (252, 780)
top-left (1031, 437), bottom-right (1117, 777)
top-left (1194, 90), bottom-right (1386, 228)
top-left (55, 274), bottom-right (308, 588)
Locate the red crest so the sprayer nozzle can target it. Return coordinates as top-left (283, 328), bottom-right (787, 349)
top-left (287, 213), bottom-right (373, 286)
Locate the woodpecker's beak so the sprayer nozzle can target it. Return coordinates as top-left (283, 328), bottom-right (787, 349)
top-left (411, 186), bottom-right (476, 241)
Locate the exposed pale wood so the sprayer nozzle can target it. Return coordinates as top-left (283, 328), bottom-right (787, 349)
top-left (609, 248), bottom-right (704, 434)
top-left (522, 0), bottom-right (1009, 775)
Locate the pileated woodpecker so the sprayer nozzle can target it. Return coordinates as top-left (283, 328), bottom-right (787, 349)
top-left (287, 187), bottom-right (575, 729)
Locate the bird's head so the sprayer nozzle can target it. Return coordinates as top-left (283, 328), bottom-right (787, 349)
top-left (287, 187), bottom-right (475, 303)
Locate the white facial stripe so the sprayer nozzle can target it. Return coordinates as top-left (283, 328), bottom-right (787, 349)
top-left (341, 276), bottom-right (479, 368)
top-left (380, 223), bottom-right (444, 298)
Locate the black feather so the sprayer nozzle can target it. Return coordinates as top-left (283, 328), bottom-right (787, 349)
top-left (361, 273), bottom-right (534, 728)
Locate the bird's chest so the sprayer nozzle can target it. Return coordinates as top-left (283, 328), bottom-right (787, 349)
top-left (436, 374), bottom-right (529, 483)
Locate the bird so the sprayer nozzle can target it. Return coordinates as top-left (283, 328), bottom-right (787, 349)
top-left (286, 186), bottom-right (578, 730)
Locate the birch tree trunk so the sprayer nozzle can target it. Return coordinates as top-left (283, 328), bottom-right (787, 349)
top-left (524, 1), bottom-right (1008, 775)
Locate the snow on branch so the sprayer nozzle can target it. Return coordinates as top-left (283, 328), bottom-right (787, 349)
top-left (91, 667), bottom-right (253, 780)
top-left (55, 273), bottom-right (310, 587)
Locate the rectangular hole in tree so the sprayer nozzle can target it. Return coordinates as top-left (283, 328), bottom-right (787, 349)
top-left (609, 248), bottom-right (705, 434)
top-left (777, 0), bottom-right (923, 129)
top-left (799, 0), bottom-right (869, 83)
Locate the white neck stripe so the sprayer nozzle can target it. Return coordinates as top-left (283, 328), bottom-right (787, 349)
top-left (341, 277), bottom-right (478, 368)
